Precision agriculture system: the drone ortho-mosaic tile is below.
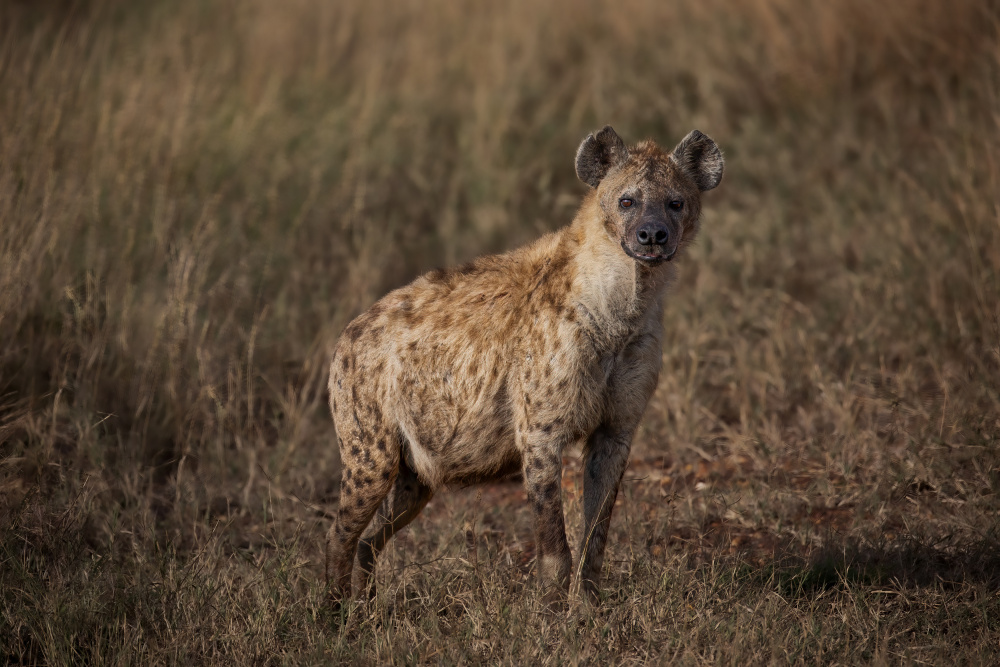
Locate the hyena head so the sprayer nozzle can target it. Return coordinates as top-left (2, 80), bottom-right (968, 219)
top-left (575, 126), bottom-right (724, 264)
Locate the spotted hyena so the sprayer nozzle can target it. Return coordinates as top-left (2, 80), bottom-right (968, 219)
top-left (326, 126), bottom-right (723, 606)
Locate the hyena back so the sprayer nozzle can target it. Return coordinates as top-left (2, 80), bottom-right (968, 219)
top-left (326, 126), bottom-right (723, 605)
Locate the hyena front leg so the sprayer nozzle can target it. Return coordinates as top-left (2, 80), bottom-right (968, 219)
top-left (521, 440), bottom-right (572, 595)
top-left (579, 427), bottom-right (633, 601)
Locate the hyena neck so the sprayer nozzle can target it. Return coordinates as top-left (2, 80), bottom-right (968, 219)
top-left (566, 201), bottom-right (674, 347)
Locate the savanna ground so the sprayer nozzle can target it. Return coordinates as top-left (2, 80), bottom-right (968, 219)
top-left (1, 0), bottom-right (999, 663)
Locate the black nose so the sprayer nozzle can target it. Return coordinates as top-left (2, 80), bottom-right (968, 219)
top-left (636, 222), bottom-right (669, 246)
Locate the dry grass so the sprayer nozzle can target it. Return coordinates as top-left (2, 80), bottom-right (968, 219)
top-left (2, 0), bottom-right (999, 663)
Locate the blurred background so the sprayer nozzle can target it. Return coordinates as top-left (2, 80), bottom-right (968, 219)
top-left (1, 0), bottom-right (998, 661)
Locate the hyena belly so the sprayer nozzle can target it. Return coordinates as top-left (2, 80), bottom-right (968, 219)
top-left (331, 286), bottom-right (527, 490)
top-left (388, 337), bottom-right (522, 489)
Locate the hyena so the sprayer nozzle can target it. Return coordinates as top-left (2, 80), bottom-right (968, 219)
top-left (326, 126), bottom-right (723, 605)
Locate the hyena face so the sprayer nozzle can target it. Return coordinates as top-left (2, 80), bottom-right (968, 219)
top-left (575, 126), bottom-right (724, 265)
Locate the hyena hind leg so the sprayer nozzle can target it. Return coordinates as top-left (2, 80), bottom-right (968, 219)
top-left (356, 455), bottom-right (432, 600)
top-left (325, 431), bottom-right (400, 609)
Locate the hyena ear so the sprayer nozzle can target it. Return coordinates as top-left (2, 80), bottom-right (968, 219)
top-left (669, 130), bottom-right (724, 191)
top-left (575, 125), bottom-right (630, 188)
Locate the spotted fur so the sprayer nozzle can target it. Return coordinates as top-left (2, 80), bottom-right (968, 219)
top-left (326, 127), bottom-right (724, 605)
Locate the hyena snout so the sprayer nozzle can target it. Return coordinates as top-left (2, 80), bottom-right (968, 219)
top-left (635, 220), bottom-right (669, 247)
top-left (628, 215), bottom-right (678, 261)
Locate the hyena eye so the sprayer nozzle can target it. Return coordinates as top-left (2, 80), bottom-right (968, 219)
top-left (620, 198), bottom-right (634, 209)
top-left (669, 200), bottom-right (684, 211)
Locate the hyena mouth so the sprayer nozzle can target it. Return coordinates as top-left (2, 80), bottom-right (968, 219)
top-left (621, 242), bottom-right (677, 264)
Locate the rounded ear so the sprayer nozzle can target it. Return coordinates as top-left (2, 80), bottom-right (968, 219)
top-left (669, 130), bottom-right (724, 191)
top-left (575, 125), bottom-right (630, 188)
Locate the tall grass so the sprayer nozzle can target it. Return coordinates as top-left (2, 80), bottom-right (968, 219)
top-left (2, 0), bottom-right (999, 663)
